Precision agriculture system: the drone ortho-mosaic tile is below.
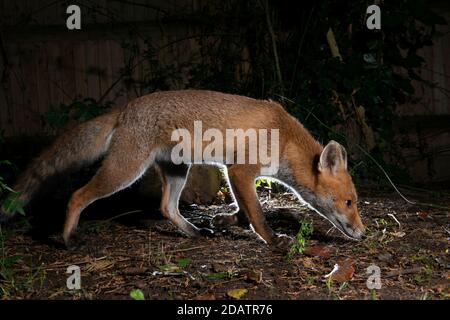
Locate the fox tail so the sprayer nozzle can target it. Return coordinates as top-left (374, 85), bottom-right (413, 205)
top-left (0, 108), bottom-right (121, 221)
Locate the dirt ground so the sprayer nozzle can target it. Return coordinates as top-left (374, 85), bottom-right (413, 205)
top-left (0, 186), bottom-right (449, 300)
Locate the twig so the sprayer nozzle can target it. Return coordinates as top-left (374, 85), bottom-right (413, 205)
top-left (152, 270), bottom-right (196, 280)
top-left (264, 0), bottom-right (284, 93)
top-left (387, 213), bottom-right (401, 229)
top-left (105, 209), bottom-right (144, 222)
top-left (168, 245), bottom-right (208, 254)
top-left (44, 257), bottom-right (131, 271)
top-left (385, 267), bottom-right (422, 278)
top-left (44, 256), bottom-right (108, 270)
top-left (290, 5), bottom-right (315, 95)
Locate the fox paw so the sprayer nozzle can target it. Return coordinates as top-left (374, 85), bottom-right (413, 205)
top-left (199, 228), bottom-right (215, 237)
top-left (63, 233), bottom-right (86, 251)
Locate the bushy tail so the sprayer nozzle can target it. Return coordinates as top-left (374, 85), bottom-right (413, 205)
top-left (0, 108), bottom-right (121, 220)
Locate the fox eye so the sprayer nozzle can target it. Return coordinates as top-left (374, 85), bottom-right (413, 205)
top-left (345, 200), bottom-right (352, 208)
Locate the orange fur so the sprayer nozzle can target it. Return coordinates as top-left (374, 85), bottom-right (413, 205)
top-left (1, 90), bottom-right (364, 249)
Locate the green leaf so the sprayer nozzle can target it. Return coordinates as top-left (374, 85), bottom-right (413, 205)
top-left (227, 288), bottom-right (247, 299)
top-left (159, 263), bottom-right (180, 272)
top-left (130, 289), bottom-right (145, 300)
top-left (177, 258), bottom-right (191, 269)
top-left (3, 255), bottom-right (23, 266)
top-left (207, 271), bottom-right (237, 280)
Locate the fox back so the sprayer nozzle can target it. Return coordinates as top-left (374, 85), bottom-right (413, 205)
top-left (1, 90), bottom-right (364, 249)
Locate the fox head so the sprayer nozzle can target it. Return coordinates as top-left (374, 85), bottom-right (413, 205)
top-left (303, 141), bottom-right (365, 240)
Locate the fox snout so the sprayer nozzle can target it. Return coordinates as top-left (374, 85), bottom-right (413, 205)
top-left (344, 221), bottom-right (365, 240)
top-left (339, 212), bottom-right (365, 240)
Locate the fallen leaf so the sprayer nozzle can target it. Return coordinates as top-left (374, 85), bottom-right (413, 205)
top-left (195, 293), bottom-right (216, 300)
top-left (216, 191), bottom-right (226, 202)
top-left (302, 257), bottom-right (315, 269)
top-left (325, 258), bottom-right (354, 282)
top-left (159, 263), bottom-right (180, 272)
top-left (86, 259), bottom-right (115, 272)
top-left (390, 231), bottom-right (406, 238)
top-left (304, 246), bottom-right (332, 259)
top-left (377, 253), bottom-right (393, 262)
top-left (417, 211), bottom-right (431, 221)
top-left (227, 288), bottom-right (248, 299)
top-left (130, 289), bottom-right (145, 300)
top-left (212, 263), bottom-right (228, 273)
top-left (243, 270), bottom-right (262, 284)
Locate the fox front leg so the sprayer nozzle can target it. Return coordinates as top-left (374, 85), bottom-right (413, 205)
top-left (226, 165), bottom-right (294, 252)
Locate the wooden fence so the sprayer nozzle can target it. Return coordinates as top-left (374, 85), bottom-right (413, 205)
top-left (0, 0), bottom-right (449, 183)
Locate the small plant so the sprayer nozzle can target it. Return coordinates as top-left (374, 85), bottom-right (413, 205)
top-left (207, 268), bottom-right (238, 280)
top-left (287, 219), bottom-right (314, 259)
top-left (371, 289), bottom-right (379, 300)
top-left (0, 156), bottom-right (25, 219)
top-left (130, 288), bottom-right (145, 300)
top-left (0, 191), bottom-right (25, 218)
top-left (255, 178), bottom-right (272, 189)
top-left (325, 275), bottom-right (334, 295)
top-left (159, 258), bottom-right (192, 272)
top-left (0, 228), bottom-right (23, 297)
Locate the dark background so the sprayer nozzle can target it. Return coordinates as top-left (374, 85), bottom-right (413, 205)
top-left (0, 0), bottom-right (449, 187)
top-left (0, 1), bottom-right (449, 301)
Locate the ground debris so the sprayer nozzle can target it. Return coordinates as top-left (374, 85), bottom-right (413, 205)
top-left (2, 190), bottom-right (449, 299)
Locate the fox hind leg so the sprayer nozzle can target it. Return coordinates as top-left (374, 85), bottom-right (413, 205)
top-left (62, 143), bottom-right (155, 248)
top-left (156, 163), bottom-right (213, 238)
top-left (211, 174), bottom-right (249, 229)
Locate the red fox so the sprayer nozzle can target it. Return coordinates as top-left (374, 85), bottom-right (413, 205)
top-left (0, 90), bottom-right (364, 249)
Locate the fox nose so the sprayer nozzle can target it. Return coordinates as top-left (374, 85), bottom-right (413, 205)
top-left (353, 225), bottom-right (365, 240)
top-left (345, 222), bottom-right (365, 240)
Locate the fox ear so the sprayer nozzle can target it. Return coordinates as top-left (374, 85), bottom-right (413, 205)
top-left (318, 140), bottom-right (347, 174)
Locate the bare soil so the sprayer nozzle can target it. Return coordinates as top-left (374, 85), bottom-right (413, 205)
top-left (1, 187), bottom-right (449, 300)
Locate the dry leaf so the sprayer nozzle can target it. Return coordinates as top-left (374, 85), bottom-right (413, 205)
top-left (390, 231), bottom-right (406, 238)
top-left (195, 293), bottom-right (216, 300)
top-left (227, 288), bottom-right (248, 299)
top-left (325, 258), bottom-right (354, 282)
top-left (302, 257), bottom-right (315, 269)
top-left (417, 211), bottom-right (431, 221)
top-left (243, 270), bottom-right (262, 284)
top-left (216, 191), bottom-right (226, 202)
top-left (304, 246), bottom-right (332, 259)
top-left (86, 259), bottom-right (115, 272)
